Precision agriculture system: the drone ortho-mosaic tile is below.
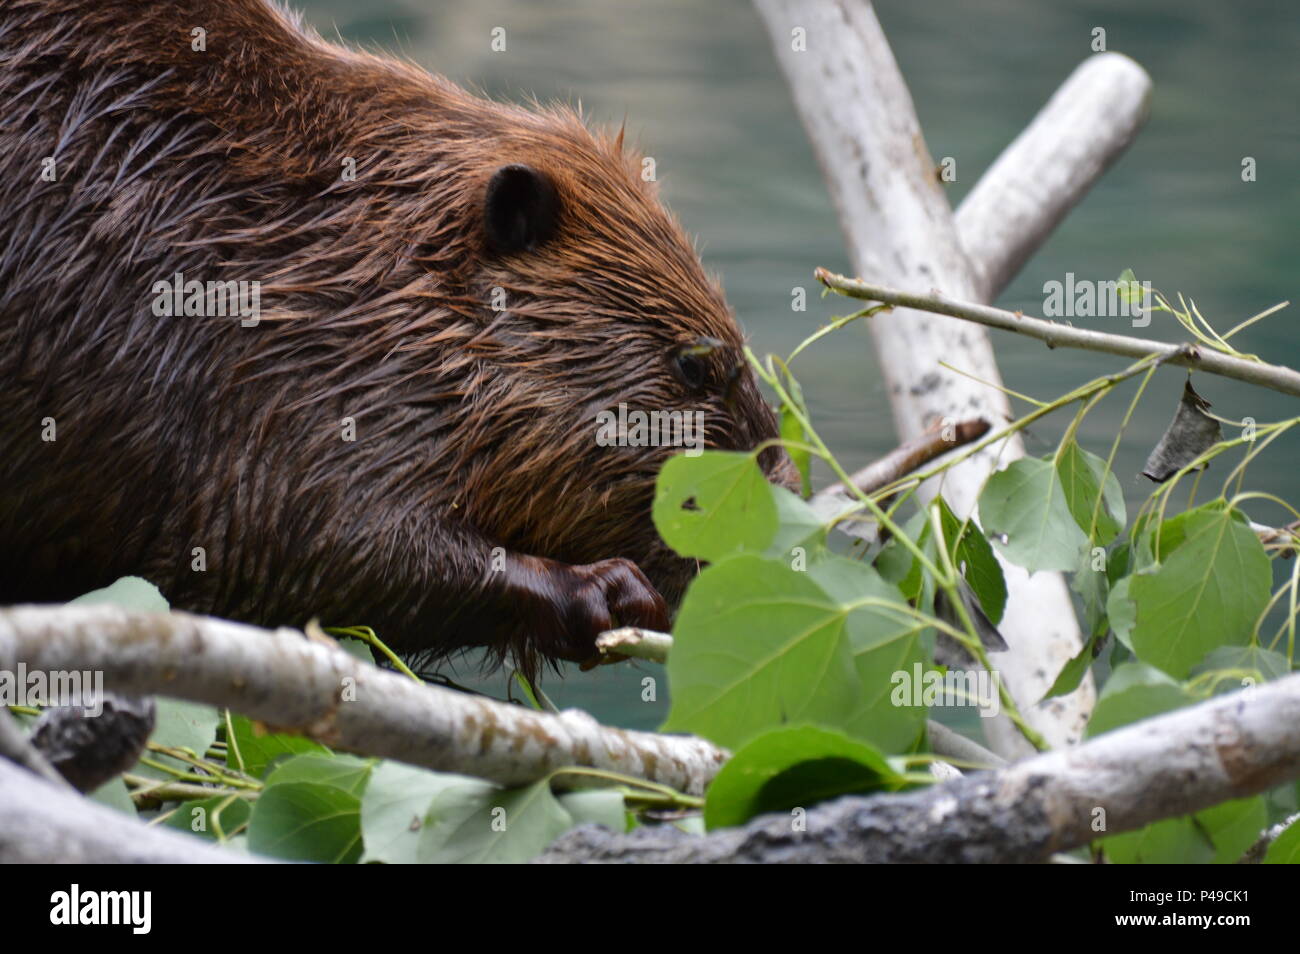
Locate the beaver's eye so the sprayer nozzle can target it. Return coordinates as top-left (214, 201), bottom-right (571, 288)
top-left (672, 336), bottom-right (723, 392)
top-left (673, 352), bottom-right (707, 391)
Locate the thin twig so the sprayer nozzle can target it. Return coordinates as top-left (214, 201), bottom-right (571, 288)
top-left (817, 269), bottom-right (1300, 399)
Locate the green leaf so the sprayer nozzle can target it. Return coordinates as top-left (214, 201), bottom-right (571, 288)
top-left (1106, 541), bottom-right (1132, 585)
top-left (361, 763), bottom-right (496, 864)
top-left (1193, 646), bottom-right (1291, 686)
top-left (163, 796), bottom-right (253, 842)
top-left (419, 780), bottom-right (573, 864)
top-left (663, 556), bottom-right (860, 748)
top-left (1050, 545), bottom-right (1113, 700)
top-left (264, 753), bottom-right (374, 797)
top-left (1264, 819), bottom-right (1300, 863)
top-left (1072, 544), bottom-right (1110, 639)
top-left (1086, 662), bottom-right (1193, 738)
top-left (226, 713), bottom-right (330, 778)
top-left (764, 484), bottom-right (829, 564)
top-left (672, 815), bottom-right (706, 836)
top-left (878, 510), bottom-right (932, 606)
top-left (779, 405), bottom-right (812, 498)
top-left (1106, 576), bottom-right (1137, 651)
top-left (1106, 794), bottom-right (1265, 865)
top-left (558, 790), bottom-right (628, 832)
top-left (133, 697), bottom-right (220, 783)
top-left (663, 554), bottom-right (918, 750)
top-left (1043, 640), bottom-right (1095, 701)
top-left (1196, 797), bottom-right (1267, 864)
top-left (247, 782), bottom-right (363, 864)
top-left (88, 777), bottom-right (136, 814)
top-left (1116, 268), bottom-right (1146, 306)
top-left (1128, 502), bottom-right (1271, 678)
top-left (808, 553), bottom-right (931, 751)
top-left (1056, 440), bottom-right (1126, 544)
top-left (704, 725), bottom-right (903, 829)
top-left (69, 576), bottom-right (169, 612)
top-left (980, 457), bottom-right (1088, 572)
top-left (845, 626), bottom-right (931, 753)
top-left (937, 497), bottom-right (1006, 624)
top-left (808, 555), bottom-right (923, 654)
top-left (652, 451), bottom-right (779, 561)
top-left (874, 511), bottom-right (925, 586)
top-left (1104, 816), bottom-right (1214, 864)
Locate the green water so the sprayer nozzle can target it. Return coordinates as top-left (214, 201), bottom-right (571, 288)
top-left (299, 0), bottom-right (1300, 729)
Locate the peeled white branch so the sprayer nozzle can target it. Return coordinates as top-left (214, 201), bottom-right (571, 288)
top-left (0, 605), bottom-right (725, 794)
top-left (593, 626), bottom-right (672, 663)
top-left (753, 0), bottom-right (1153, 755)
top-left (0, 757), bottom-right (260, 863)
top-left (538, 674), bottom-right (1300, 863)
top-left (955, 53), bottom-right (1152, 301)
top-left (812, 416), bottom-right (990, 503)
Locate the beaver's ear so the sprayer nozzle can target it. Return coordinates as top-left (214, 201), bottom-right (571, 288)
top-left (483, 164), bottom-right (559, 254)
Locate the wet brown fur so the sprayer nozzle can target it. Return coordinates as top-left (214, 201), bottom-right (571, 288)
top-left (0, 0), bottom-right (794, 678)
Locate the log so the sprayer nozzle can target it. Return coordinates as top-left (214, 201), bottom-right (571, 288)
top-left (0, 604), bottom-right (726, 794)
top-left (537, 673), bottom-right (1300, 863)
top-left (0, 756), bottom-right (259, 863)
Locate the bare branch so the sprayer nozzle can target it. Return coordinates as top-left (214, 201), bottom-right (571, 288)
top-left (0, 604), bottom-right (725, 794)
top-left (813, 417), bottom-right (990, 503)
top-left (818, 269), bottom-right (1300, 399)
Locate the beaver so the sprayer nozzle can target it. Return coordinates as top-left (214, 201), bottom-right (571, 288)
top-left (0, 0), bottom-right (796, 679)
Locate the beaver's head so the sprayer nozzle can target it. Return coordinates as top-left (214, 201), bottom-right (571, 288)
top-left (438, 108), bottom-right (798, 609)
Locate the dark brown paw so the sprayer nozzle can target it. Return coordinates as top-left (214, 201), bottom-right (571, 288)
top-left (506, 555), bottom-right (670, 665)
top-left (562, 558), bottom-right (670, 665)
top-left (551, 558), bottom-right (670, 663)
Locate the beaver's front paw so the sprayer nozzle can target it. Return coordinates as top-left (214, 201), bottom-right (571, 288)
top-left (503, 554), bottom-right (670, 667)
top-left (559, 558), bottom-right (671, 666)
